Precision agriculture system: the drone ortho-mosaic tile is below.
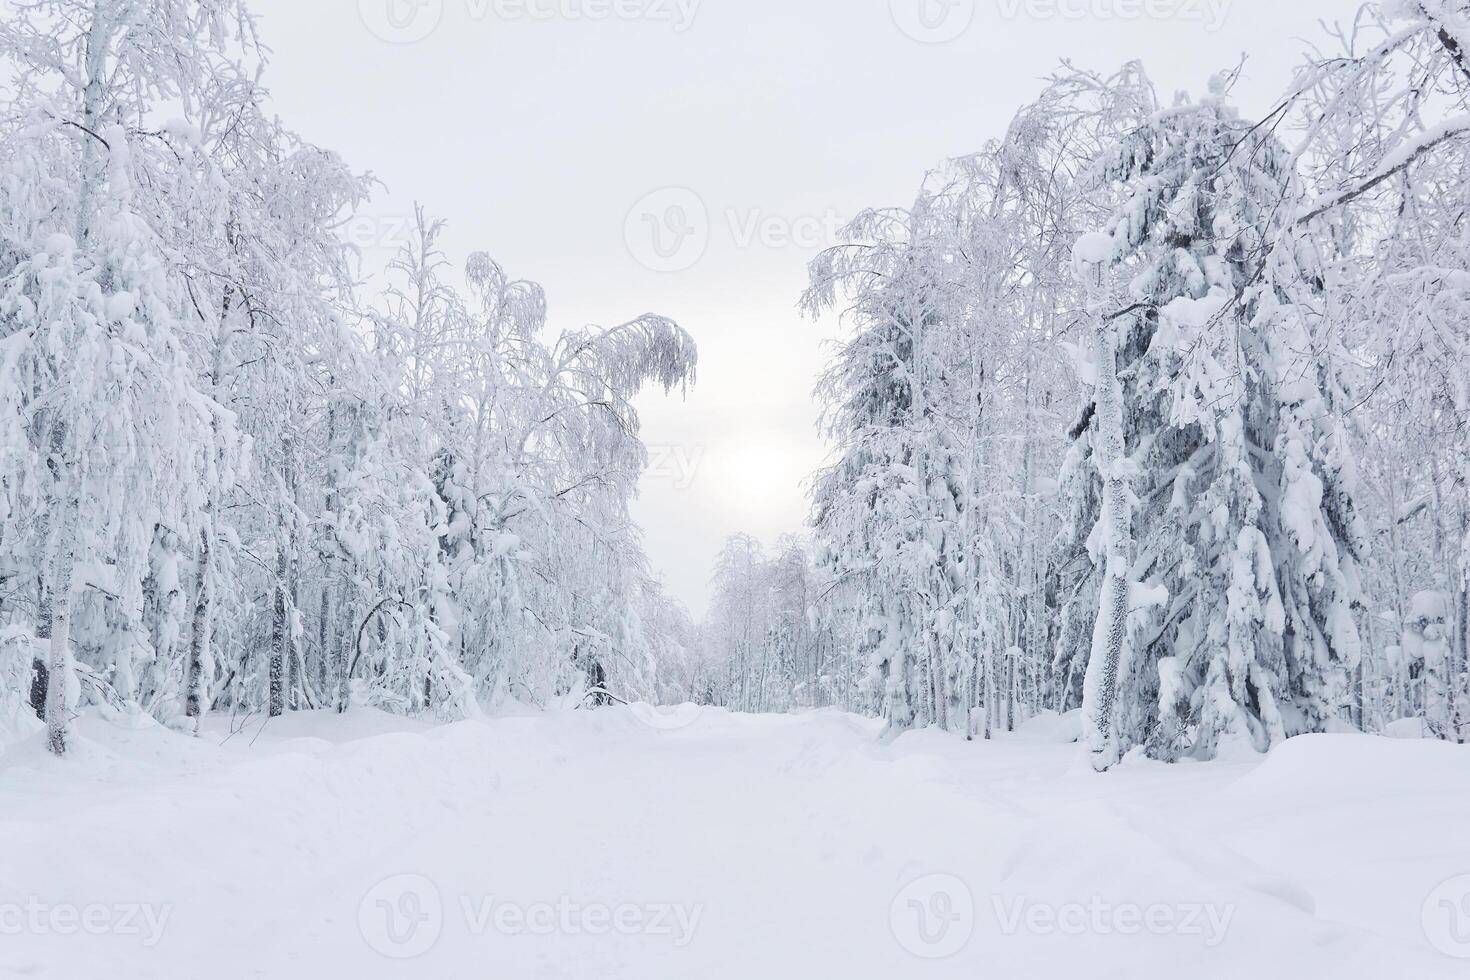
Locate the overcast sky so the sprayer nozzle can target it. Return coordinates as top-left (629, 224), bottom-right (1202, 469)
top-left (252, 0), bottom-right (1354, 617)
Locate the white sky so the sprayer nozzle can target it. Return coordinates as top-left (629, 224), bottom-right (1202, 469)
top-left (252, 0), bottom-right (1356, 618)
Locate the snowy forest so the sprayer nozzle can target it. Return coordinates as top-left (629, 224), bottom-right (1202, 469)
top-left (2, 1), bottom-right (1470, 977)
top-left (1, 0), bottom-right (1467, 770)
top-left (699, 10), bottom-right (1470, 766)
top-left (0, 0), bottom-right (702, 752)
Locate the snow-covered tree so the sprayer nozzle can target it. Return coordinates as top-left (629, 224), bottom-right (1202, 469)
top-left (1056, 73), bottom-right (1370, 760)
top-left (0, 0), bottom-right (697, 744)
top-left (0, 0), bottom-right (261, 753)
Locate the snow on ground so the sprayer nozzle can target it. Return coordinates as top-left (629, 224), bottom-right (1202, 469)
top-left (1, 706), bottom-right (1468, 979)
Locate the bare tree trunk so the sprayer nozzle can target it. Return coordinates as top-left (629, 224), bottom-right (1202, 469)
top-left (321, 407), bottom-right (354, 713)
top-left (1006, 646), bottom-right (1016, 733)
top-left (45, 494), bottom-right (80, 756)
top-left (926, 631), bottom-right (944, 730)
top-left (31, 575), bottom-right (51, 720)
top-left (185, 523), bottom-right (212, 730)
top-left (269, 544), bottom-right (288, 718)
top-left (1459, 580), bottom-right (1469, 742)
top-left (966, 625), bottom-right (979, 741)
top-left (289, 557), bottom-right (303, 711)
top-left (983, 644), bottom-right (994, 741)
top-left (1457, 500), bottom-right (1469, 743)
top-left (1429, 454), bottom-right (1457, 737)
top-left (1078, 248), bottom-right (1132, 773)
top-left (1384, 467), bottom-right (1412, 721)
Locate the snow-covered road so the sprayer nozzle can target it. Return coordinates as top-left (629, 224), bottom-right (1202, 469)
top-left (1, 706), bottom-right (1467, 978)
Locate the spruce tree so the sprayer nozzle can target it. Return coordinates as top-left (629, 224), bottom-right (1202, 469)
top-left (1064, 81), bottom-right (1367, 760)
